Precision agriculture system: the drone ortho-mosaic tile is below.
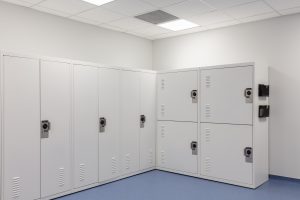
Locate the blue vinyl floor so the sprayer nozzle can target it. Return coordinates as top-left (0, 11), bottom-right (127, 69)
top-left (57, 170), bottom-right (300, 200)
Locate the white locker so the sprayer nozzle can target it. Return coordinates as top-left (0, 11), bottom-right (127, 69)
top-left (41, 60), bottom-right (72, 197)
top-left (140, 73), bottom-right (156, 170)
top-left (200, 66), bottom-right (253, 125)
top-left (120, 70), bottom-right (140, 175)
top-left (73, 65), bottom-right (99, 188)
top-left (2, 56), bottom-right (41, 200)
top-left (157, 70), bottom-right (198, 122)
top-left (200, 123), bottom-right (253, 185)
top-left (157, 121), bottom-right (198, 174)
top-left (98, 68), bottom-right (121, 182)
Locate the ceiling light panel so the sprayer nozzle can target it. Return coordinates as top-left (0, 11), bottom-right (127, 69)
top-left (82, 0), bottom-right (115, 6)
top-left (158, 19), bottom-right (199, 31)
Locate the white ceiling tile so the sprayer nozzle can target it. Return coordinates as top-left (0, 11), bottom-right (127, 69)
top-left (203, 0), bottom-right (256, 9)
top-left (225, 1), bottom-right (274, 19)
top-left (1, 0), bottom-right (42, 7)
top-left (163, 0), bottom-right (215, 18)
top-left (264, 0), bottom-right (300, 11)
top-left (36, 0), bottom-right (96, 16)
top-left (70, 15), bottom-right (99, 25)
top-left (32, 5), bottom-right (71, 17)
top-left (205, 19), bottom-right (241, 29)
top-left (278, 6), bottom-right (300, 15)
top-left (134, 25), bottom-right (170, 36)
top-left (239, 11), bottom-right (280, 23)
top-left (188, 11), bottom-right (234, 26)
top-left (141, 0), bottom-right (186, 8)
top-left (103, 0), bottom-right (156, 16)
top-left (76, 7), bottom-right (124, 24)
top-left (108, 17), bottom-right (152, 31)
top-left (98, 23), bottom-right (126, 32)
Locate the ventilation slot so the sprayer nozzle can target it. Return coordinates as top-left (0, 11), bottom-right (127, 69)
top-left (12, 177), bottom-right (21, 199)
top-left (160, 126), bottom-right (165, 138)
top-left (204, 157), bottom-right (211, 174)
top-left (160, 151), bottom-right (165, 165)
top-left (135, 10), bottom-right (178, 25)
top-left (204, 128), bottom-right (211, 142)
top-left (205, 104), bottom-right (211, 118)
top-left (112, 157), bottom-right (117, 174)
top-left (125, 154), bottom-right (131, 170)
top-left (148, 149), bottom-right (153, 164)
top-left (205, 76), bottom-right (211, 88)
top-left (58, 167), bottom-right (65, 187)
top-left (160, 105), bottom-right (165, 117)
top-left (161, 79), bottom-right (165, 90)
top-left (79, 164), bottom-right (85, 182)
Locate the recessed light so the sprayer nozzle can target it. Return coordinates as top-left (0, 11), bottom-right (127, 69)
top-left (82, 0), bottom-right (115, 6)
top-left (158, 19), bottom-right (199, 31)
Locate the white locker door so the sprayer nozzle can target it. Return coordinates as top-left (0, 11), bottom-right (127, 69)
top-left (157, 121), bottom-right (198, 174)
top-left (157, 71), bottom-right (198, 122)
top-left (99, 68), bottom-right (121, 182)
top-left (140, 73), bottom-right (156, 170)
top-left (200, 123), bottom-right (253, 185)
top-left (120, 70), bottom-right (140, 175)
top-left (2, 56), bottom-right (40, 200)
top-left (73, 65), bottom-right (98, 188)
top-left (200, 66), bottom-right (253, 125)
top-left (41, 60), bottom-right (72, 197)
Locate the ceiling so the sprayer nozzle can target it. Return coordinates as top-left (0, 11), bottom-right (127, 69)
top-left (2, 0), bottom-right (300, 40)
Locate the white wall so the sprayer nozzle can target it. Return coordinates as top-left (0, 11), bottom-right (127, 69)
top-left (153, 14), bottom-right (300, 179)
top-left (0, 1), bottom-right (152, 69)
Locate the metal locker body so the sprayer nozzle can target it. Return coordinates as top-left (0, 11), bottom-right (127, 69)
top-left (200, 66), bottom-right (253, 125)
top-left (120, 71), bottom-right (140, 175)
top-left (2, 56), bottom-right (41, 200)
top-left (99, 68), bottom-right (121, 182)
top-left (41, 60), bottom-right (72, 197)
top-left (140, 73), bottom-right (156, 170)
top-left (200, 123), bottom-right (253, 185)
top-left (157, 121), bottom-right (198, 174)
top-left (157, 70), bottom-right (198, 122)
top-left (73, 65), bottom-right (99, 188)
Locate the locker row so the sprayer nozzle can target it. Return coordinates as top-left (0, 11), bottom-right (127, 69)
top-left (0, 53), bottom-right (156, 200)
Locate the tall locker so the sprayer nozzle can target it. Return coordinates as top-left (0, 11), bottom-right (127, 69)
top-left (140, 73), bottom-right (156, 170)
top-left (41, 60), bottom-right (72, 197)
top-left (2, 55), bottom-right (41, 200)
top-left (73, 65), bottom-right (99, 188)
top-left (99, 68), bottom-right (121, 182)
top-left (157, 70), bottom-right (198, 122)
top-left (120, 70), bottom-right (140, 175)
top-left (157, 121), bottom-right (198, 174)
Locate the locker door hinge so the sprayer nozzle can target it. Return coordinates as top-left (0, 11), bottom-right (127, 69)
top-left (244, 147), bottom-right (253, 163)
top-left (41, 120), bottom-right (50, 139)
top-left (259, 105), bottom-right (270, 118)
top-left (244, 88), bottom-right (253, 103)
top-left (191, 90), bottom-right (198, 103)
top-left (99, 117), bottom-right (106, 133)
top-left (191, 141), bottom-right (198, 155)
top-left (140, 115), bottom-right (146, 128)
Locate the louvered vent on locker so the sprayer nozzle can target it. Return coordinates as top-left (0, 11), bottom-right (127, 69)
top-left (111, 157), bottom-right (117, 174)
top-left (160, 151), bottom-right (165, 164)
top-left (58, 167), bottom-right (65, 187)
top-left (125, 154), bottom-right (131, 170)
top-left (160, 105), bottom-right (165, 117)
top-left (205, 104), bottom-right (212, 118)
top-left (12, 177), bottom-right (21, 199)
top-left (204, 157), bottom-right (211, 174)
top-left (160, 126), bottom-right (165, 138)
top-left (79, 164), bottom-right (85, 182)
top-left (148, 149), bottom-right (153, 164)
top-left (204, 128), bottom-right (211, 142)
top-left (205, 75), bottom-right (211, 88)
top-left (161, 79), bottom-right (165, 90)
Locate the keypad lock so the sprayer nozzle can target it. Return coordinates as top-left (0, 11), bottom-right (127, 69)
top-left (191, 90), bottom-right (198, 103)
top-left (191, 141), bottom-right (198, 155)
top-left (244, 88), bottom-right (253, 103)
top-left (244, 147), bottom-right (253, 163)
top-left (140, 115), bottom-right (146, 128)
top-left (41, 120), bottom-right (50, 139)
top-left (99, 117), bottom-right (106, 133)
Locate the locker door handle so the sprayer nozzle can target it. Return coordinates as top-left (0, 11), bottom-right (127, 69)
top-left (41, 120), bottom-right (50, 139)
top-left (99, 117), bottom-right (106, 133)
top-left (244, 147), bottom-right (253, 163)
top-left (191, 141), bottom-right (198, 155)
top-left (244, 88), bottom-right (253, 103)
top-left (140, 115), bottom-right (146, 128)
top-left (191, 90), bottom-right (198, 103)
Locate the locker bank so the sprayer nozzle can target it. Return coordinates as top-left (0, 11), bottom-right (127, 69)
top-left (0, 0), bottom-right (299, 200)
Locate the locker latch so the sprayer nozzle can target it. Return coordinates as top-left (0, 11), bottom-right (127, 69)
top-left (259, 105), bottom-right (270, 118)
top-left (41, 120), bottom-right (50, 139)
top-left (191, 90), bottom-right (198, 103)
top-left (191, 141), bottom-right (198, 155)
top-left (140, 115), bottom-right (146, 128)
top-left (258, 84), bottom-right (269, 97)
top-left (99, 117), bottom-right (106, 133)
top-left (244, 147), bottom-right (253, 163)
top-left (244, 88), bottom-right (253, 103)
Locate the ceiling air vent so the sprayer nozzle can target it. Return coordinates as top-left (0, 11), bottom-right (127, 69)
top-left (135, 10), bottom-right (178, 25)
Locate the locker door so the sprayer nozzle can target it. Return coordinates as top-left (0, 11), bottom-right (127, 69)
top-left (157, 121), bottom-right (198, 174)
top-left (99, 68), bottom-right (121, 181)
top-left (200, 123), bottom-right (253, 184)
top-left (120, 70), bottom-right (140, 175)
top-left (200, 66), bottom-right (253, 124)
top-left (140, 73), bottom-right (156, 170)
top-left (2, 56), bottom-right (40, 200)
top-left (157, 71), bottom-right (198, 122)
top-left (73, 65), bottom-right (98, 188)
top-left (41, 60), bottom-right (72, 197)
